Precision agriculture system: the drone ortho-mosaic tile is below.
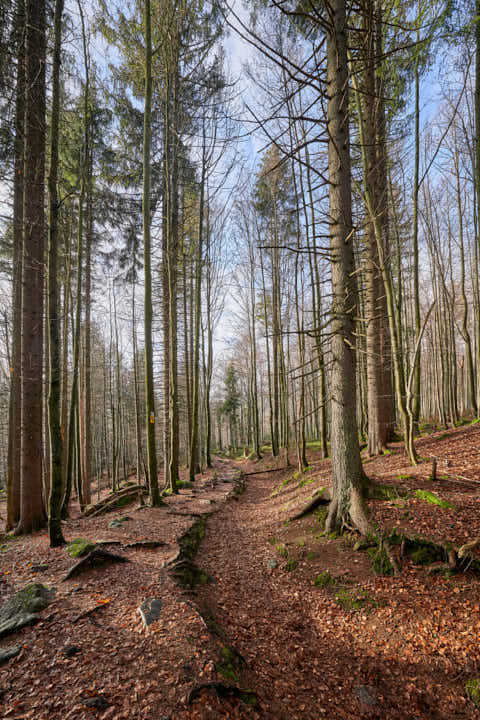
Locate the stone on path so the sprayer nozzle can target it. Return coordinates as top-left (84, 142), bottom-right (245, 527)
top-left (0, 645), bottom-right (21, 663)
top-left (82, 696), bottom-right (109, 710)
top-left (267, 558), bottom-right (278, 569)
top-left (138, 598), bottom-right (163, 628)
top-left (64, 645), bottom-right (81, 657)
top-left (354, 684), bottom-right (377, 707)
top-left (0, 583), bottom-right (55, 638)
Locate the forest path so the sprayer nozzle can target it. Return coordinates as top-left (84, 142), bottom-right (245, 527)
top-left (194, 443), bottom-right (480, 720)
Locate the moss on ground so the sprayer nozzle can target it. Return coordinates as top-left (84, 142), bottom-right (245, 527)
top-left (335, 588), bottom-right (378, 612)
top-left (466, 679), bottom-right (480, 708)
top-left (410, 546), bottom-right (441, 565)
top-left (178, 517), bottom-right (207, 561)
top-left (314, 570), bottom-right (335, 588)
top-left (367, 544), bottom-right (394, 576)
top-left (368, 483), bottom-right (410, 501)
top-left (177, 480), bottom-right (193, 489)
top-left (275, 543), bottom-right (288, 558)
top-left (66, 538), bottom-right (96, 558)
top-left (116, 495), bottom-right (132, 508)
top-left (415, 489), bottom-right (453, 509)
top-left (215, 644), bottom-right (245, 684)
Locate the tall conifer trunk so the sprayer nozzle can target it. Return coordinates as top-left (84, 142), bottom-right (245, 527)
top-left (7, 0), bottom-right (25, 531)
top-left (325, 0), bottom-right (367, 534)
top-left (16, 0), bottom-right (47, 533)
top-left (47, 0), bottom-right (66, 545)
top-left (143, 0), bottom-right (161, 505)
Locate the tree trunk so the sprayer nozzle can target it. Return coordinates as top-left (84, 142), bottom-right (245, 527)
top-left (7, 0), bottom-right (25, 531)
top-left (47, 0), bottom-right (65, 546)
top-left (325, 0), bottom-right (367, 535)
top-left (16, 0), bottom-right (47, 534)
top-left (143, 0), bottom-right (161, 506)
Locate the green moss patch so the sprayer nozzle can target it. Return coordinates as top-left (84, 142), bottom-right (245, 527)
top-left (314, 570), bottom-right (335, 588)
top-left (335, 588), bottom-right (379, 612)
top-left (368, 483), bottom-right (410, 501)
top-left (367, 544), bottom-right (394, 576)
top-left (66, 538), bottom-right (96, 558)
top-left (285, 558), bottom-right (297, 572)
top-left (177, 480), bottom-right (194, 489)
top-left (466, 678), bottom-right (480, 708)
top-left (215, 644), bottom-right (245, 684)
top-left (410, 546), bottom-right (441, 566)
top-left (275, 543), bottom-right (288, 558)
top-left (178, 517), bottom-right (206, 561)
top-left (169, 559), bottom-right (213, 590)
top-left (415, 489), bottom-right (453, 509)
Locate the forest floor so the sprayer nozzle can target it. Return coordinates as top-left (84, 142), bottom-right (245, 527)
top-left (1, 424), bottom-right (480, 718)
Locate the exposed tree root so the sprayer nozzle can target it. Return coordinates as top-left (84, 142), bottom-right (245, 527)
top-left (62, 548), bottom-right (128, 581)
top-left (72, 603), bottom-right (109, 624)
top-left (187, 682), bottom-right (259, 709)
top-left (243, 467), bottom-right (287, 476)
top-left (393, 530), bottom-right (480, 573)
top-left (458, 538), bottom-right (480, 558)
top-left (288, 488), bottom-right (331, 521)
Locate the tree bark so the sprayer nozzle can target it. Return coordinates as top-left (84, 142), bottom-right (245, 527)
top-left (47, 0), bottom-right (66, 545)
top-left (7, 0), bottom-right (25, 531)
top-left (17, 0), bottom-right (47, 533)
top-left (143, 0), bottom-right (161, 506)
top-left (325, 0), bottom-right (367, 534)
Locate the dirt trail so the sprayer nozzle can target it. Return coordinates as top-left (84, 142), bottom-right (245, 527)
top-left (195, 452), bottom-right (480, 720)
top-left (2, 428), bottom-right (480, 718)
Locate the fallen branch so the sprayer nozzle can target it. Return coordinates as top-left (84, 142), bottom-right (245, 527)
top-left (84, 485), bottom-right (148, 518)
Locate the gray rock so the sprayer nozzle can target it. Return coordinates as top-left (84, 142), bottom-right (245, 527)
top-left (199, 499), bottom-right (212, 506)
top-left (0, 645), bottom-right (21, 664)
top-left (0, 584), bottom-right (55, 638)
top-left (64, 645), bottom-right (81, 657)
top-left (267, 558), bottom-right (278, 569)
top-left (108, 520), bottom-right (122, 528)
top-left (138, 598), bottom-right (163, 628)
top-left (354, 685), bottom-right (377, 707)
top-left (82, 696), bottom-right (109, 711)
top-left (0, 613), bottom-right (39, 638)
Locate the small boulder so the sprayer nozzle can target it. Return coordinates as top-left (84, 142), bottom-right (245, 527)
top-left (354, 684), bottom-right (377, 707)
top-left (138, 598), bottom-right (163, 628)
top-left (0, 583), bottom-right (55, 638)
top-left (82, 696), bottom-right (109, 711)
top-left (0, 645), bottom-right (21, 664)
top-left (64, 645), bottom-right (81, 657)
top-left (108, 520), bottom-right (122, 528)
top-left (267, 558), bottom-right (278, 570)
top-left (66, 538), bottom-right (96, 558)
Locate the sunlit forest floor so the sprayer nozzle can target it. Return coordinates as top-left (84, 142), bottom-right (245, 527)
top-left (1, 424), bottom-right (480, 718)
